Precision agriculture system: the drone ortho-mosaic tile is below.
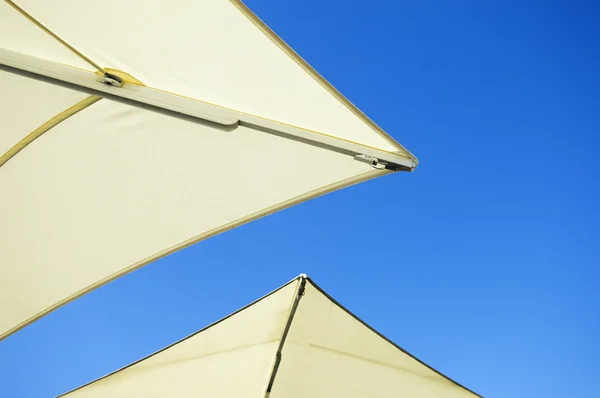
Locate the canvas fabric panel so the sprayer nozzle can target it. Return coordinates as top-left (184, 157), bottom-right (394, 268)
top-left (11, 0), bottom-right (407, 152)
top-left (0, 70), bottom-right (90, 156)
top-left (60, 281), bottom-right (300, 397)
top-left (270, 281), bottom-right (478, 398)
top-left (0, 98), bottom-right (376, 337)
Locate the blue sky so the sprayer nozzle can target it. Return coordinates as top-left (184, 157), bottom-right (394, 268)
top-left (1, 1), bottom-right (599, 397)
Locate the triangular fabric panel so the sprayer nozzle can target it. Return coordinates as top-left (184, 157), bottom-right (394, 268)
top-left (271, 279), bottom-right (479, 398)
top-left (60, 277), bottom-right (479, 398)
top-left (9, 0), bottom-right (405, 152)
top-left (0, 98), bottom-right (375, 337)
top-left (60, 280), bottom-right (300, 397)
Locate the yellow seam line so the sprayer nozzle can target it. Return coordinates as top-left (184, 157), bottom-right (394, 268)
top-left (5, 0), bottom-right (103, 72)
top-left (241, 111), bottom-right (414, 162)
top-left (228, 0), bottom-right (417, 161)
top-left (75, 68), bottom-right (412, 162)
top-left (0, 96), bottom-right (101, 168)
top-left (134, 82), bottom-right (414, 164)
top-left (0, 168), bottom-right (389, 341)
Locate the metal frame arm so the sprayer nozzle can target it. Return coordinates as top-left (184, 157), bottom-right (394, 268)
top-left (0, 47), bottom-right (416, 171)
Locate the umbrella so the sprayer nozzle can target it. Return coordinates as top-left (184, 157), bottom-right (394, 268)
top-left (0, 0), bottom-right (416, 340)
top-left (58, 275), bottom-right (480, 397)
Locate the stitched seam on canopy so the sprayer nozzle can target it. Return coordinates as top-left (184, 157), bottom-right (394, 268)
top-left (307, 343), bottom-right (452, 384)
top-left (0, 95), bottom-right (101, 168)
top-left (124, 82), bottom-right (415, 163)
top-left (5, 0), bottom-right (103, 71)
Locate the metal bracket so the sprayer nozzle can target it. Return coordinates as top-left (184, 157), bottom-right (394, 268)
top-left (353, 154), bottom-right (405, 171)
top-left (354, 154), bottom-right (380, 167)
top-left (97, 72), bottom-right (124, 87)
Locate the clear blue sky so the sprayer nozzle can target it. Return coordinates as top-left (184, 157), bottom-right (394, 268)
top-left (1, 1), bottom-right (598, 397)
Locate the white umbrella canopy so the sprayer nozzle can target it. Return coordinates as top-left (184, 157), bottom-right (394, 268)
top-left (58, 275), bottom-right (479, 398)
top-left (0, 0), bottom-right (417, 340)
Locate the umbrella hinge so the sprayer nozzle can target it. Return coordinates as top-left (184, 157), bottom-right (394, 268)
top-left (353, 154), bottom-right (404, 171)
top-left (97, 72), bottom-right (124, 88)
